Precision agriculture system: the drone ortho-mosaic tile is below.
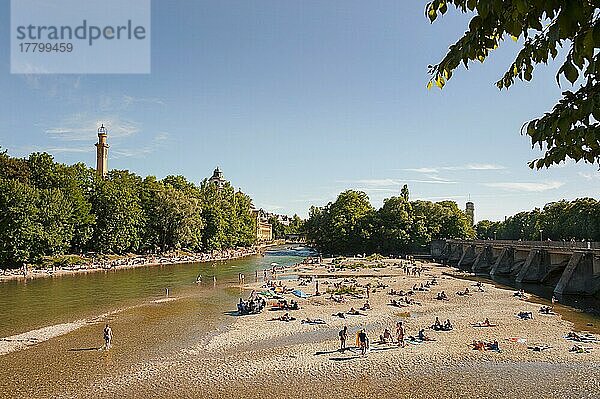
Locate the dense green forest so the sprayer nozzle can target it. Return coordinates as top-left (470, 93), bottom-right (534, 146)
top-left (303, 188), bottom-right (475, 255)
top-left (0, 149), bottom-right (258, 268)
top-left (475, 198), bottom-right (600, 241)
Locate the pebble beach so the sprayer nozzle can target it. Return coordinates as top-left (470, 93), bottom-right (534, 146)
top-left (72, 257), bottom-right (600, 398)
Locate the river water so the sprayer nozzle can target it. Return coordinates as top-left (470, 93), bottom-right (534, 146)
top-left (0, 246), bottom-right (313, 339)
top-left (0, 246), bottom-right (316, 398)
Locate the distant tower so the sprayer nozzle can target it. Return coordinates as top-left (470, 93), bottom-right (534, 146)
top-left (208, 166), bottom-right (226, 188)
top-left (465, 201), bottom-right (475, 226)
top-left (95, 124), bottom-right (109, 178)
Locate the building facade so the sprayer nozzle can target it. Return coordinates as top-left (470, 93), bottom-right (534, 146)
top-left (252, 208), bottom-right (273, 242)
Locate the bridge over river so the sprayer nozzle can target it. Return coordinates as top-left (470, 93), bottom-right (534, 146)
top-left (431, 239), bottom-right (600, 296)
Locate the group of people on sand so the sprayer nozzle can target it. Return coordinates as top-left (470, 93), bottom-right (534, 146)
top-left (403, 265), bottom-right (423, 277)
top-left (472, 339), bottom-right (500, 351)
top-left (389, 296), bottom-right (419, 307)
top-left (274, 298), bottom-right (300, 310)
top-left (338, 326), bottom-right (370, 355)
top-left (237, 293), bottom-right (266, 315)
top-left (436, 291), bottom-right (449, 301)
top-left (431, 317), bottom-right (453, 331)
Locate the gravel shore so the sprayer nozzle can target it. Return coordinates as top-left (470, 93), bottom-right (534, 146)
top-left (77, 259), bottom-right (599, 398)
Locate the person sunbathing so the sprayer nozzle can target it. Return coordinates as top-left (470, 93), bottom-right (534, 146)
top-left (301, 318), bottom-right (326, 325)
top-left (566, 332), bottom-right (583, 341)
top-left (332, 312), bottom-right (346, 319)
top-left (348, 307), bottom-right (366, 316)
top-left (569, 344), bottom-right (590, 353)
top-left (517, 311), bottom-right (533, 320)
top-left (418, 329), bottom-right (435, 341)
top-left (539, 306), bottom-right (553, 314)
top-left (360, 301), bottom-right (371, 311)
top-left (279, 313), bottom-right (295, 322)
top-left (443, 319), bottom-right (453, 330)
top-left (436, 291), bottom-right (448, 301)
top-left (486, 340), bottom-right (500, 351)
top-left (472, 340), bottom-right (485, 350)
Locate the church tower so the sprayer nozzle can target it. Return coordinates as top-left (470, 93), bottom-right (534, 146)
top-left (95, 124), bottom-right (109, 178)
top-left (465, 201), bottom-right (475, 226)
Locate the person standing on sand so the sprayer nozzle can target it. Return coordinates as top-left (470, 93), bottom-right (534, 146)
top-left (103, 324), bottom-right (113, 351)
top-left (358, 329), bottom-right (368, 356)
top-left (339, 326), bottom-right (348, 351)
top-left (366, 286), bottom-right (370, 299)
top-left (396, 321), bottom-right (405, 347)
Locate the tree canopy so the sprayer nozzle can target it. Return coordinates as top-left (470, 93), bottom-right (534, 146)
top-left (304, 189), bottom-right (475, 255)
top-left (426, 0), bottom-right (600, 168)
top-left (0, 150), bottom-right (268, 268)
top-left (475, 197), bottom-right (600, 241)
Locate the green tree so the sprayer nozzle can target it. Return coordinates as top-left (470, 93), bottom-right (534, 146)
top-left (0, 179), bottom-right (41, 267)
top-left (475, 219), bottom-right (500, 239)
top-left (90, 171), bottom-right (144, 253)
top-left (285, 214), bottom-right (304, 235)
top-left (141, 178), bottom-right (203, 252)
top-left (375, 196), bottom-right (412, 254)
top-left (269, 216), bottom-right (286, 240)
top-left (426, 0), bottom-right (600, 168)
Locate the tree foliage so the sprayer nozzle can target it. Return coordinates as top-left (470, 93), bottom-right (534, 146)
top-left (0, 150), bottom-right (264, 268)
top-left (304, 189), bottom-right (475, 255)
top-left (475, 197), bottom-right (600, 240)
top-left (426, 0), bottom-right (600, 168)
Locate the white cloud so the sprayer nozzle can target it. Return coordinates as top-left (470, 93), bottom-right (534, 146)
top-left (45, 114), bottom-right (140, 141)
top-left (350, 178), bottom-right (457, 186)
top-left (578, 172), bottom-right (600, 180)
top-left (122, 95), bottom-right (165, 107)
top-left (111, 132), bottom-right (170, 159)
top-left (11, 145), bottom-right (93, 157)
top-left (401, 163), bottom-right (506, 173)
top-left (484, 181), bottom-right (564, 192)
top-left (403, 167), bottom-right (438, 173)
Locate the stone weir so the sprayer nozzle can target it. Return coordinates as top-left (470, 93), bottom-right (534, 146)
top-left (432, 239), bottom-right (600, 296)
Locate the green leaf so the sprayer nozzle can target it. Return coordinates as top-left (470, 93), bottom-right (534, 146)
top-left (563, 61), bottom-right (578, 84)
top-left (428, 8), bottom-right (437, 23)
top-left (439, 2), bottom-right (447, 15)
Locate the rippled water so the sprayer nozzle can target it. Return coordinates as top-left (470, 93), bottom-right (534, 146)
top-left (0, 246), bottom-right (315, 338)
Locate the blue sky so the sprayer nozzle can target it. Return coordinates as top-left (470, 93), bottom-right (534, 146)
top-left (0, 1), bottom-right (598, 221)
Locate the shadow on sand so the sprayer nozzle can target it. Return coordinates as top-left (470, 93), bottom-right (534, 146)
top-left (68, 347), bottom-right (101, 352)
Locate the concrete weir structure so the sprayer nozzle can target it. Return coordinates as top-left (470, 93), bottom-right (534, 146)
top-left (433, 239), bottom-right (600, 296)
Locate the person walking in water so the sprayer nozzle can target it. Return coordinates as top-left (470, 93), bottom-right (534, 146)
top-left (103, 324), bottom-right (113, 351)
top-left (339, 326), bottom-right (348, 351)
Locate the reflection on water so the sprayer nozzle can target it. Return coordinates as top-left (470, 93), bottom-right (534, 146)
top-left (0, 245), bottom-right (315, 338)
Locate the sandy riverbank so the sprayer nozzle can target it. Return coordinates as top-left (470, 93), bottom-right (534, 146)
top-left (0, 246), bottom-right (266, 283)
top-left (75, 258), bottom-right (599, 398)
